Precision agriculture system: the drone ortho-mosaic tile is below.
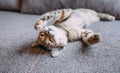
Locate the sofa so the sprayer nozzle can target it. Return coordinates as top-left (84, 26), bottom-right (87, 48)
top-left (0, 0), bottom-right (120, 73)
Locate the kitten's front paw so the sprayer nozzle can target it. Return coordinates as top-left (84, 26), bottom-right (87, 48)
top-left (50, 49), bottom-right (63, 57)
top-left (34, 23), bottom-right (43, 30)
top-left (34, 20), bottom-right (47, 30)
top-left (86, 33), bottom-right (101, 45)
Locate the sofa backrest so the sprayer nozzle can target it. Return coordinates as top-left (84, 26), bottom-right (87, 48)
top-left (0, 0), bottom-right (120, 19)
top-left (0, 0), bottom-right (21, 11)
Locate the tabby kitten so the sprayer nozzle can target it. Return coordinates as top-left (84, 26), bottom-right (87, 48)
top-left (32, 8), bottom-right (115, 57)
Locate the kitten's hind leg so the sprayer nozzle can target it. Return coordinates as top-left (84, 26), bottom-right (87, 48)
top-left (97, 13), bottom-right (115, 21)
top-left (81, 29), bottom-right (101, 45)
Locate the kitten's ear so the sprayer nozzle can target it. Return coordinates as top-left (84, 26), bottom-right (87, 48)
top-left (31, 41), bottom-right (40, 47)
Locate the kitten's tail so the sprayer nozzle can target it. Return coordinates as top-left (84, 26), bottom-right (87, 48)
top-left (97, 13), bottom-right (115, 21)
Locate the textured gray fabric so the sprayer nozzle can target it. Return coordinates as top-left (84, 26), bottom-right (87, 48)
top-left (21, 0), bottom-right (120, 19)
top-left (21, 0), bottom-right (53, 14)
top-left (78, 0), bottom-right (120, 19)
top-left (0, 0), bottom-right (20, 11)
top-left (0, 11), bottom-right (120, 73)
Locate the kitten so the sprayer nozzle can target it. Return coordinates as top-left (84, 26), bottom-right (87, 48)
top-left (32, 8), bottom-right (115, 57)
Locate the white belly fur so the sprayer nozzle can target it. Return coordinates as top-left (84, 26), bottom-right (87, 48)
top-left (56, 8), bottom-right (100, 41)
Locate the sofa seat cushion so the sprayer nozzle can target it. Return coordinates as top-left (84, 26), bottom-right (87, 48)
top-left (0, 11), bottom-right (120, 73)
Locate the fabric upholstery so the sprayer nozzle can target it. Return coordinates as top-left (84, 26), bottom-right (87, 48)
top-left (21, 0), bottom-right (53, 14)
top-left (21, 0), bottom-right (120, 19)
top-left (0, 11), bottom-right (120, 73)
top-left (0, 0), bottom-right (20, 11)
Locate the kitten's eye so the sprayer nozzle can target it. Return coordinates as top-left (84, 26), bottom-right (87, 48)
top-left (40, 34), bottom-right (44, 36)
top-left (40, 33), bottom-right (44, 36)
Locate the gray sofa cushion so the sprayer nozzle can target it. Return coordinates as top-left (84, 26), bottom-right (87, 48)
top-left (0, 0), bottom-right (20, 11)
top-left (0, 11), bottom-right (120, 73)
top-left (79, 0), bottom-right (120, 19)
top-left (21, 0), bottom-right (120, 19)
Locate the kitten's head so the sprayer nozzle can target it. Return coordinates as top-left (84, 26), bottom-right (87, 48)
top-left (32, 26), bottom-right (67, 48)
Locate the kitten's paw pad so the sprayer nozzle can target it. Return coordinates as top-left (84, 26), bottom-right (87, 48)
top-left (87, 33), bottom-right (101, 45)
top-left (51, 49), bottom-right (63, 57)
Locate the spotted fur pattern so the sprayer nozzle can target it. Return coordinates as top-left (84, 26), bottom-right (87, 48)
top-left (34, 9), bottom-right (72, 30)
top-left (32, 8), bottom-right (115, 57)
